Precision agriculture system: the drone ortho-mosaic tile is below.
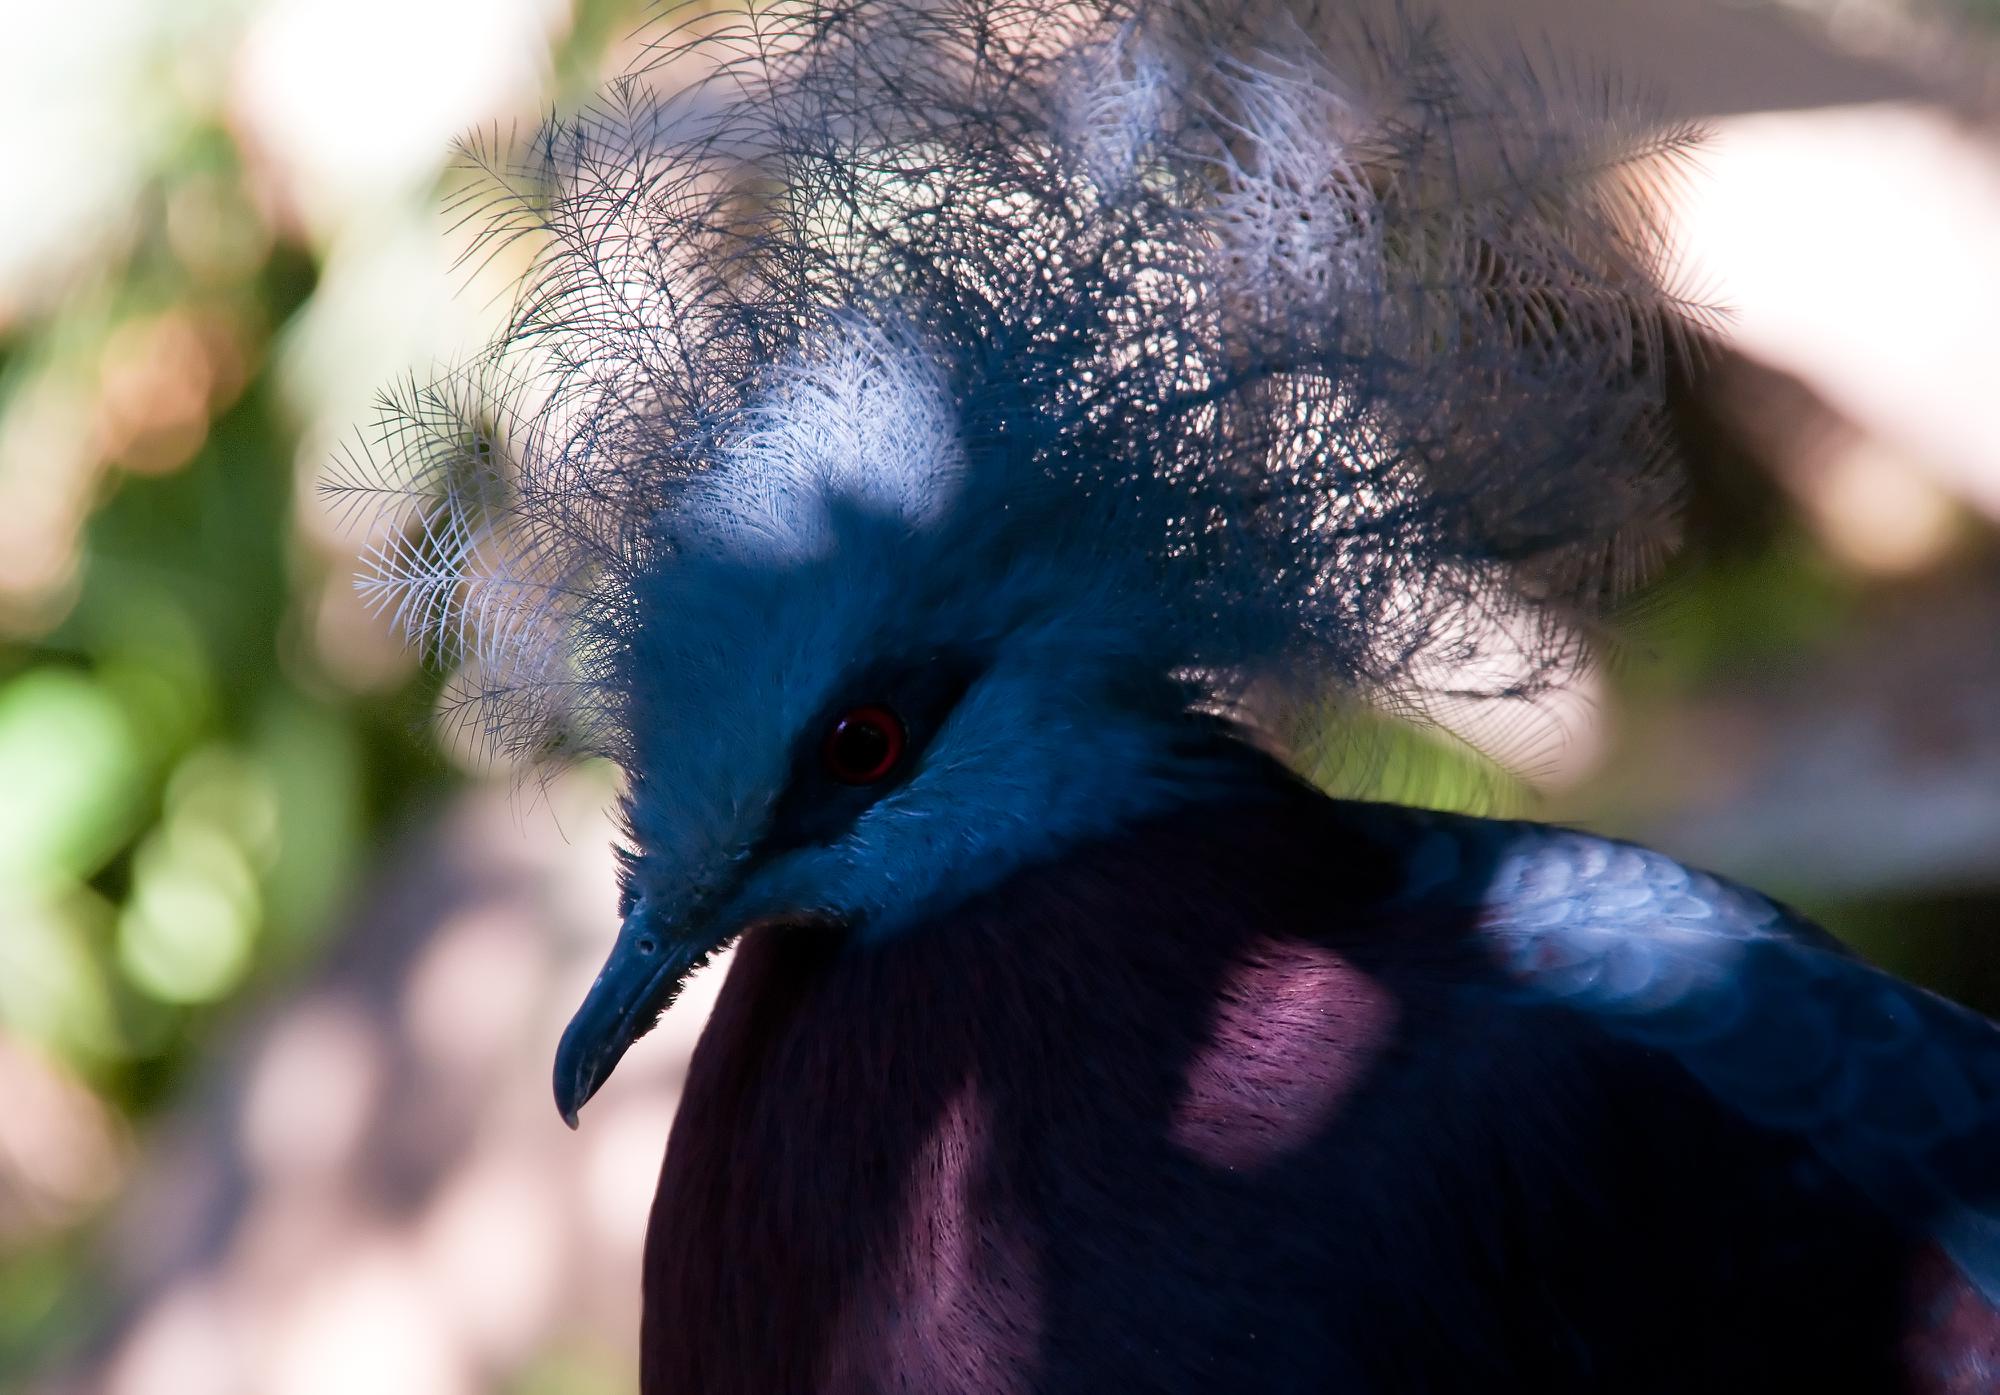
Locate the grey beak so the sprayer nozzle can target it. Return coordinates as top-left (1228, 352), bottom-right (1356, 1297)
top-left (552, 910), bottom-right (720, 1128)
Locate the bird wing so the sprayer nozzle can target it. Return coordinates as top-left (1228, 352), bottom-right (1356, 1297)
top-left (1393, 812), bottom-right (2000, 1304)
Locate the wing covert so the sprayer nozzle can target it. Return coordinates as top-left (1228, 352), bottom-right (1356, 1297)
top-left (1386, 812), bottom-right (2000, 1303)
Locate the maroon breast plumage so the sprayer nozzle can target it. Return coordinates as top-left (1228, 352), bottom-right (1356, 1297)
top-left (641, 775), bottom-right (2000, 1393)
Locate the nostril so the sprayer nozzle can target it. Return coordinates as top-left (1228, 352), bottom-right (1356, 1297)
top-left (637, 936), bottom-right (658, 956)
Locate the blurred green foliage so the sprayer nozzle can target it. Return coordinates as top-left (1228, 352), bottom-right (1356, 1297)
top-left (0, 147), bottom-right (430, 1109)
top-left (0, 3), bottom-right (655, 1376)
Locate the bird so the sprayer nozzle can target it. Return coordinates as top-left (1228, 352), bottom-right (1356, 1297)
top-left (333, 0), bottom-right (2000, 1389)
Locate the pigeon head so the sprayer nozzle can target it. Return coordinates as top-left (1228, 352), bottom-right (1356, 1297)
top-left (332, 0), bottom-right (1700, 1122)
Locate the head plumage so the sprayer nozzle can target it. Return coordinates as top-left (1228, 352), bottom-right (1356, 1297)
top-left (329, 0), bottom-right (1705, 776)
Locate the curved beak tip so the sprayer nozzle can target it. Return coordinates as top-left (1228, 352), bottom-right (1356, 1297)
top-left (552, 912), bottom-right (728, 1133)
top-left (552, 1032), bottom-right (608, 1130)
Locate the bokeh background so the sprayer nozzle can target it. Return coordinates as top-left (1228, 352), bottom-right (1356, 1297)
top-left (1, 0), bottom-right (1996, 1391)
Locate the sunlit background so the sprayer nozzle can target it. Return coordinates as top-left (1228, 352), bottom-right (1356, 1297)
top-left (1, 0), bottom-right (1996, 1391)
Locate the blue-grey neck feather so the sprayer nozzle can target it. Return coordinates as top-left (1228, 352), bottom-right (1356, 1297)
top-left (329, 0), bottom-right (1704, 788)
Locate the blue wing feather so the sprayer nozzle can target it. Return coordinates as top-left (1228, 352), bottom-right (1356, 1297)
top-left (1391, 812), bottom-right (2000, 1303)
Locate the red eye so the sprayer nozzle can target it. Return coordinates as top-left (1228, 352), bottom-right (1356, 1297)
top-left (821, 704), bottom-right (906, 785)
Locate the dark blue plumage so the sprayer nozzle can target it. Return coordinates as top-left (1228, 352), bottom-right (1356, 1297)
top-left (334, 0), bottom-right (2000, 1387)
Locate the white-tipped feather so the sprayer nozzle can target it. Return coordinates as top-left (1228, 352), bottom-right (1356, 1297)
top-left (694, 322), bottom-right (969, 564)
